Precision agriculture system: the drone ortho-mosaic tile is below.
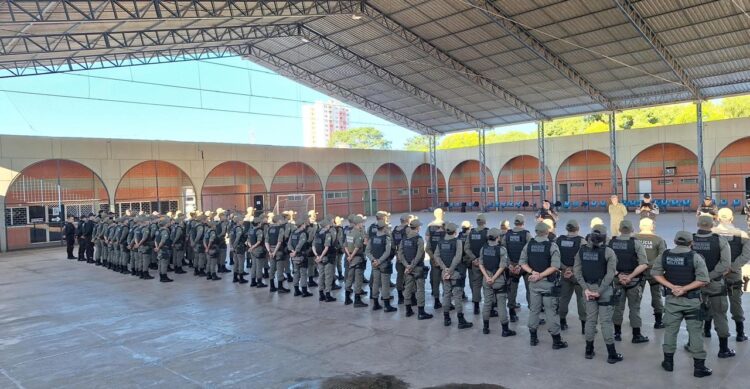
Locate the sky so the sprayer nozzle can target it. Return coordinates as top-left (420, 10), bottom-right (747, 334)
top-left (0, 56), bottom-right (535, 149)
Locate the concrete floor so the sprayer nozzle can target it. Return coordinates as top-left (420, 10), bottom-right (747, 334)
top-left (1, 211), bottom-right (748, 388)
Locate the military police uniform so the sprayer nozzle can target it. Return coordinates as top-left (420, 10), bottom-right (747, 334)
top-left (399, 219), bottom-right (433, 320)
top-left (504, 215), bottom-right (532, 322)
top-left (266, 216), bottom-right (290, 293)
top-left (426, 220), bottom-right (446, 309)
top-left (465, 215), bottom-right (489, 315)
top-left (366, 220), bottom-right (395, 312)
top-left (204, 221), bottom-right (222, 281)
top-left (556, 220), bottom-right (586, 333)
top-left (435, 223), bottom-right (472, 329)
top-left (247, 217), bottom-right (268, 287)
top-left (344, 216), bottom-right (367, 307)
top-left (192, 216), bottom-right (207, 276)
top-left (155, 219), bottom-right (174, 283)
top-left (713, 208), bottom-right (750, 342)
top-left (479, 228), bottom-right (515, 336)
top-left (231, 216), bottom-right (249, 284)
top-left (135, 218), bottom-right (154, 280)
top-left (313, 219), bottom-right (337, 302)
top-left (635, 219), bottom-right (668, 329)
top-left (289, 218), bottom-right (312, 297)
top-left (392, 216), bottom-right (410, 304)
top-left (609, 220), bottom-right (650, 343)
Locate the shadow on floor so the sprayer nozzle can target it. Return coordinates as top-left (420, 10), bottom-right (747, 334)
top-left (290, 373), bottom-right (507, 389)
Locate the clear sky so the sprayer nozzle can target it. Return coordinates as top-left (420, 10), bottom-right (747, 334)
top-left (0, 56), bottom-right (535, 148)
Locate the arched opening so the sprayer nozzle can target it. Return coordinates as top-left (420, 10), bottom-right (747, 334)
top-left (557, 150), bottom-right (622, 207)
top-left (372, 163), bottom-right (409, 213)
top-left (4, 159), bottom-right (108, 250)
top-left (627, 143), bottom-right (698, 204)
top-left (448, 160), bottom-right (495, 206)
top-left (114, 160), bottom-right (195, 215)
top-left (201, 161), bottom-right (266, 212)
top-left (497, 155), bottom-right (552, 205)
top-left (325, 163), bottom-right (369, 217)
top-left (270, 162), bottom-right (323, 216)
top-left (710, 137), bottom-right (750, 205)
top-left (411, 163), bottom-right (446, 211)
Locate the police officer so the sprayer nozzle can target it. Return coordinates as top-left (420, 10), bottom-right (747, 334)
top-left (435, 223), bottom-right (471, 329)
top-left (520, 222), bottom-right (566, 349)
top-left (281, 211), bottom-right (295, 283)
top-left (696, 196), bottom-right (718, 220)
top-left (713, 208), bottom-right (750, 342)
top-left (289, 216), bottom-right (312, 297)
top-left (426, 208), bottom-right (446, 310)
top-left (306, 210), bottom-right (319, 287)
top-left (63, 216), bottom-right (76, 259)
top-left (693, 215), bottom-right (735, 358)
top-left (203, 218), bottom-right (222, 281)
top-left (393, 215), bottom-right (410, 304)
top-left (609, 220), bottom-right (650, 343)
top-left (465, 214), bottom-right (489, 315)
top-left (367, 220), bottom-right (396, 312)
top-left (536, 199), bottom-right (559, 227)
top-left (93, 216), bottom-right (105, 266)
top-left (247, 216), bottom-right (267, 288)
top-left (171, 214), bottom-right (186, 274)
top-left (266, 215), bottom-right (289, 293)
top-left (216, 209), bottom-right (230, 273)
top-left (154, 218), bottom-right (174, 283)
top-left (479, 228), bottom-right (515, 336)
top-left (126, 217), bottom-right (137, 276)
top-left (313, 218), bottom-right (337, 302)
top-left (505, 214), bottom-right (531, 323)
top-left (231, 215), bottom-right (249, 284)
top-left (574, 224), bottom-right (622, 364)
top-left (638, 193), bottom-right (659, 219)
top-left (192, 214), bottom-right (207, 277)
top-left (333, 216), bottom-right (346, 282)
top-left (134, 217), bottom-right (154, 280)
top-left (652, 231), bottom-right (712, 378)
top-left (556, 219), bottom-right (586, 334)
top-left (635, 218), bottom-right (668, 329)
top-left (148, 216), bottom-right (159, 271)
top-left (399, 218), bottom-right (433, 320)
top-left (112, 218), bottom-right (124, 273)
top-left (345, 215), bottom-right (367, 307)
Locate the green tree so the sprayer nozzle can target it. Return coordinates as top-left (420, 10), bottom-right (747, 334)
top-left (328, 127), bottom-right (392, 149)
top-left (437, 131), bottom-right (480, 150)
top-left (720, 95), bottom-right (750, 118)
top-left (403, 135), bottom-right (431, 151)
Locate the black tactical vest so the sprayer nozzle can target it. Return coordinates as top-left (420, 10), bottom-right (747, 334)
top-left (439, 238), bottom-right (457, 268)
top-left (580, 245), bottom-right (607, 284)
top-left (428, 225), bottom-right (444, 252)
top-left (662, 251), bottom-right (696, 286)
top-left (692, 233), bottom-right (720, 271)
top-left (718, 233), bottom-right (743, 262)
top-left (482, 244), bottom-right (502, 273)
top-left (505, 229), bottom-right (528, 263)
top-left (526, 240), bottom-right (552, 273)
top-left (290, 230), bottom-right (307, 252)
top-left (314, 229), bottom-right (329, 257)
top-left (556, 235), bottom-right (582, 267)
top-left (370, 234), bottom-right (388, 259)
top-left (247, 225), bottom-right (261, 246)
top-left (468, 228), bottom-right (488, 257)
top-left (402, 235), bottom-right (419, 261)
top-left (609, 237), bottom-right (638, 273)
top-left (267, 225), bottom-right (281, 246)
top-left (159, 227), bottom-right (173, 247)
top-left (233, 226), bottom-right (246, 252)
top-left (392, 226), bottom-right (405, 247)
top-left (368, 223), bottom-right (378, 241)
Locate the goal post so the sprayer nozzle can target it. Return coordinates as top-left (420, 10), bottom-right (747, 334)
top-left (273, 193), bottom-right (316, 217)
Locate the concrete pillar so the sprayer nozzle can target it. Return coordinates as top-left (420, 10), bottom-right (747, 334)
top-left (0, 196), bottom-right (6, 252)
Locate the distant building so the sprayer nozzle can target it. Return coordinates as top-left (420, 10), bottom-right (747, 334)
top-left (302, 100), bottom-right (349, 147)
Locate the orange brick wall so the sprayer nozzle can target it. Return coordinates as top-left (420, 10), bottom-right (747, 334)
top-left (115, 160), bottom-right (193, 205)
top-left (411, 163), bottom-right (446, 211)
top-left (448, 160), bottom-right (495, 205)
top-left (269, 162), bottom-right (323, 213)
top-left (626, 143), bottom-right (698, 203)
top-left (557, 150), bottom-right (622, 205)
top-left (711, 137), bottom-right (750, 203)
top-left (372, 163), bottom-right (409, 213)
top-left (201, 161), bottom-right (267, 211)
top-left (325, 163), bottom-right (369, 217)
top-left (496, 155), bottom-right (552, 205)
top-left (5, 159), bottom-right (108, 206)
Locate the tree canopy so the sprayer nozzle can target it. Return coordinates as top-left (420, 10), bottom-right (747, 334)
top-left (328, 127), bottom-right (392, 150)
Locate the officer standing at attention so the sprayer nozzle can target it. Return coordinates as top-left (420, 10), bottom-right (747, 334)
top-left (344, 215), bottom-right (367, 307)
top-left (64, 216), bottom-right (76, 259)
top-left (93, 216), bottom-right (104, 266)
top-left (289, 216), bottom-right (312, 297)
top-left (505, 214), bottom-right (531, 323)
top-left (333, 216), bottom-right (346, 282)
top-left (399, 218), bottom-right (433, 320)
top-left (135, 216), bottom-right (154, 280)
top-left (713, 208), bottom-right (750, 341)
top-left (306, 210), bottom-right (319, 287)
top-left (556, 219), bottom-right (586, 334)
top-left (426, 208), bottom-right (446, 310)
top-left (313, 219), bottom-right (337, 302)
top-left (248, 217), bottom-right (267, 288)
top-left (635, 218), bottom-right (668, 329)
top-left (393, 215), bottom-right (410, 305)
top-left (574, 224), bottom-right (622, 364)
top-left (607, 195), bottom-right (628, 238)
top-left (693, 215), bottom-right (735, 358)
top-left (465, 214), bottom-right (489, 315)
top-left (609, 220), bottom-right (650, 343)
top-left (520, 222), bottom-right (567, 349)
top-left (231, 215), bottom-right (249, 284)
top-left (479, 228), bottom-right (515, 336)
top-left (652, 231), bottom-right (712, 378)
top-left (192, 214), bottom-right (207, 277)
top-left (170, 214), bottom-right (186, 274)
top-left (266, 215), bottom-right (290, 293)
top-left (126, 217), bottom-right (137, 276)
top-left (435, 223), bottom-right (472, 329)
top-left (204, 218), bottom-right (222, 281)
top-left (366, 220), bottom-right (395, 312)
top-left (216, 209), bottom-right (231, 273)
top-left (154, 218), bottom-right (174, 283)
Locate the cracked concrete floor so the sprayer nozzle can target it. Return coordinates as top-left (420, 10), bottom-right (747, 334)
top-left (0, 211), bottom-right (748, 388)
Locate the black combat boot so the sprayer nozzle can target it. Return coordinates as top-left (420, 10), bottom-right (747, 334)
top-left (581, 320), bottom-right (586, 335)
top-left (233, 273), bottom-right (240, 283)
top-left (345, 291), bottom-right (353, 305)
top-left (197, 268), bottom-right (206, 277)
top-left (325, 292), bottom-right (337, 302)
top-left (383, 299), bottom-right (397, 312)
top-left (434, 297), bottom-right (442, 309)
top-left (142, 270), bottom-right (154, 280)
top-left (397, 291), bottom-right (404, 305)
top-left (294, 286), bottom-right (302, 296)
top-left (256, 278), bottom-right (267, 288)
top-left (353, 294), bottom-right (368, 308)
top-left (411, 295), bottom-right (417, 306)
top-left (206, 271), bottom-right (213, 280)
top-left (319, 291), bottom-right (326, 301)
top-left (159, 274), bottom-right (173, 283)
top-left (95, 259), bottom-right (101, 266)
top-left (552, 334), bottom-right (568, 350)
top-left (654, 313), bottom-right (665, 329)
top-left (263, 267), bottom-right (270, 279)
top-left (307, 277), bottom-right (318, 287)
top-left (331, 282), bottom-right (341, 290)
top-left (417, 306), bottom-right (433, 320)
top-left (301, 287), bottom-right (313, 297)
top-left (363, 276), bottom-right (369, 284)
top-left (509, 308), bottom-right (518, 323)
top-left (220, 264), bottom-right (231, 273)
top-left (473, 302), bottom-right (480, 315)
top-left (406, 305), bottom-right (414, 317)
top-left (585, 341), bottom-right (595, 359)
top-left (501, 323), bottom-right (516, 337)
top-left (632, 328), bottom-right (649, 343)
top-left (193, 268), bottom-right (199, 276)
top-left (269, 280), bottom-right (277, 292)
top-left (277, 281), bottom-right (290, 293)
top-left (693, 358), bottom-right (712, 378)
top-left (372, 299), bottom-right (382, 311)
top-left (661, 353), bottom-right (674, 372)
top-left (483, 320), bottom-right (490, 334)
top-left (131, 268), bottom-right (137, 276)
top-left (211, 273), bottom-right (221, 281)
top-left (529, 329), bottom-right (539, 346)
top-left (238, 274), bottom-right (248, 284)
top-left (167, 265), bottom-right (174, 272)
top-left (149, 262), bottom-right (158, 270)
top-left (606, 343), bottom-right (623, 364)
top-left (175, 266), bottom-right (186, 274)
top-left (457, 313), bottom-right (473, 329)
top-left (560, 318), bottom-right (568, 331)
top-left (250, 278), bottom-right (258, 287)
top-left (703, 319), bottom-right (712, 338)
top-left (490, 308), bottom-right (498, 317)
top-left (717, 337), bottom-right (736, 358)
top-left (443, 312), bottom-right (452, 327)
top-left (736, 321), bottom-right (747, 342)
top-left (121, 266), bottom-right (129, 274)
top-left (285, 272), bottom-right (293, 282)
top-left (614, 324), bottom-right (622, 341)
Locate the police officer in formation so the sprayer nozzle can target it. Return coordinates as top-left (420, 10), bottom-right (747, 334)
top-left (399, 218), bottom-right (433, 320)
top-left (713, 208), bottom-right (750, 341)
top-left (478, 228), bottom-right (515, 336)
top-left (556, 219), bottom-right (585, 334)
top-left (313, 218), bottom-right (337, 302)
top-left (366, 220), bottom-right (396, 312)
top-left (465, 214), bottom-right (489, 315)
top-left (392, 215), bottom-right (410, 305)
top-left (505, 214), bottom-right (532, 323)
top-left (425, 208), bottom-right (446, 310)
top-left (609, 220), bottom-right (650, 343)
top-left (344, 215), bottom-right (367, 307)
top-left (434, 223), bottom-right (472, 329)
top-left (635, 218), bottom-right (668, 329)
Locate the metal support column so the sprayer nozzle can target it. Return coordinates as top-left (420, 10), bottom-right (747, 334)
top-left (478, 128), bottom-right (487, 211)
top-left (429, 135), bottom-right (439, 209)
top-left (696, 101), bottom-right (706, 199)
top-left (537, 121), bottom-right (547, 204)
top-left (609, 111), bottom-right (618, 196)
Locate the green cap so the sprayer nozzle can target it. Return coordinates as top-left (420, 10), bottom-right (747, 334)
top-left (565, 219), bottom-right (579, 231)
top-left (488, 228), bottom-right (501, 239)
top-left (675, 230), bottom-right (693, 244)
top-left (514, 214), bottom-right (525, 225)
top-left (352, 215), bottom-right (365, 224)
top-left (534, 222), bottom-right (549, 233)
top-left (591, 224), bottom-right (607, 235)
top-left (697, 215), bottom-right (714, 228)
top-left (619, 219), bottom-right (634, 233)
top-left (476, 214), bottom-right (487, 223)
top-left (409, 219), bottom-right (422, 228)
top-left (445, 223), bottom-right (457, 234)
